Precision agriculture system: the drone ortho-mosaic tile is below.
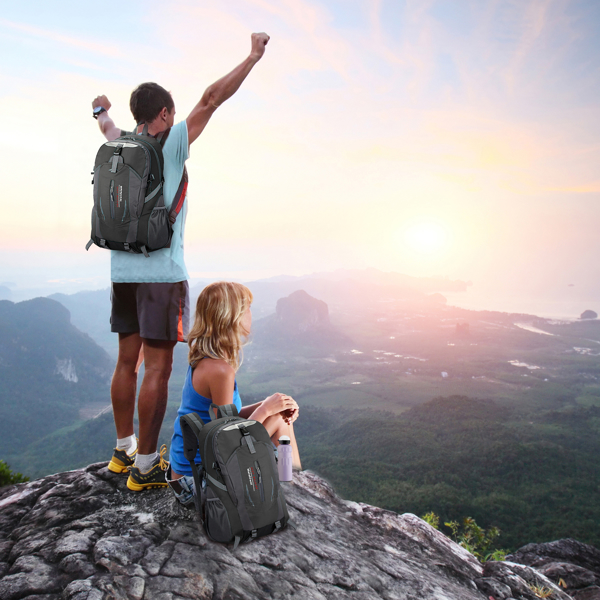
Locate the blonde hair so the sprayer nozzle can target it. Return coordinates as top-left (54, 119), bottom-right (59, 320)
top-left (188, 282), bottom-right (253, 371)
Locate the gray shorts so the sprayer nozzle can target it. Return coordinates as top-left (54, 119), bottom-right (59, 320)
top-left (110, 281), bottom-right (189, 342)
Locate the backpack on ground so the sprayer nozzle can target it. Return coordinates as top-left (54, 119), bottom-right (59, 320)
top-left (86, 124), bottom-right (188, 257)
top-left (179, 404), bottom-right (296, 549)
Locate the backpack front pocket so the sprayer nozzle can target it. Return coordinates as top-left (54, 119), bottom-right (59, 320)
top-left (224, 440), bottom-right (280, 530)
top-left (95, 164), bottom-right (141, 241)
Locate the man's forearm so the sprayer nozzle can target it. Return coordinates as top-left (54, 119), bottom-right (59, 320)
top-left (204, 55), bottom-right (260, 108)
top-left (186, 32), bottom-right (269, 144)
top-left (98, 112), bottom-right (120, 141)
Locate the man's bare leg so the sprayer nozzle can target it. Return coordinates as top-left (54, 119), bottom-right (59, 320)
top-left (111, 333), bottom-right (143, 439)
top-left (137, 338), bottom-right (176, 455)
top-left (263, 414), bottom-right (302, 471)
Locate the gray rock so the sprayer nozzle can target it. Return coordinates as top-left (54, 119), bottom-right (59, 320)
top-left (51, 528), bottom-right (97, 560)
top-left (63, 579), bottom-right (105, 600)
top-left (508, 538), bottom-right (600, 574)
top-left (0, 462), bottom-right (597, 599)
top-left (140, 540), bottom-right (176, 575)
top-left (9, 528), bottom-right (61, 561)
top-left (574, 586), bottom-right (600, 599)
top-left (59, 552), bottom-right (97, 578)
top-left (0, 540), bottom-right (13, 562)
top-left (474, 576), bottom-right (513, 599)
top-left (508, 538), bottom-right (600, 599)
top-left (0, 555), bottom-right (62, 600)
top-left (538, 561), bottom-right (598, 590)
top-left (93, 534), bottom-right (152, 567)
top-left (480, 555), bottom-right (571, 600)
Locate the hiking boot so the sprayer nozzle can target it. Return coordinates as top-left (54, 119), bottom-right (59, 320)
top-left (126, 445), bottom-right (169, 491)
top-left (107, 441), bottom-right (138, 474)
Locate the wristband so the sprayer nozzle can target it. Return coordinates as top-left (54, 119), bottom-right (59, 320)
top-left (93, 106), bottom-right (107, 119)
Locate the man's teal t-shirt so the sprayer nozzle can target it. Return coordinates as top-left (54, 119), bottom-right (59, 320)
top-left (111, 120), bottom-right (190, 283)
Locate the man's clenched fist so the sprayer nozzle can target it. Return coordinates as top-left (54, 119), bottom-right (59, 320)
top-left (250, 32), bottom-right (270, 61)
top-left (92, 95), bottom-right (111, 111)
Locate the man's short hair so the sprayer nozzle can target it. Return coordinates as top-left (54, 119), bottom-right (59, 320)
top-left (129, 82), bottom-right (174, 124)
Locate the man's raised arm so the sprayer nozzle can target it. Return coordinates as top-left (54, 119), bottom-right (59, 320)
top-left (186, 32), bottom-right (270, 145)
top-left (92, 95), bottom-right (121, 142)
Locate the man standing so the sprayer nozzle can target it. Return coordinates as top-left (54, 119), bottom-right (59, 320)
top-left (91, 32), bottom-right (270, 491)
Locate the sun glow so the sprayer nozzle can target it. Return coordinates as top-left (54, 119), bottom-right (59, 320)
top-left (404, 221), bottom-right (448, 255)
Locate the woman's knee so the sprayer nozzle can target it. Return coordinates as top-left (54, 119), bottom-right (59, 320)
top-left (270, 416), bottom-right (296, 442)
top-left (262, 413), bottom-right (284, 438)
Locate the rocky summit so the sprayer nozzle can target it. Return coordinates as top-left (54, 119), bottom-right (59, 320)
top-left (0, 463), bottom-right (589, 600)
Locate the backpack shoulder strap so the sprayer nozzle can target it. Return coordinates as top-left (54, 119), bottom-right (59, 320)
top-left (208, 403), bottom-right (239, 421)
top-left (131, 122), bottom-right (149, 137)
top-left (156, 127), bottom-right (171, 146)
top-left (179, 412), bottom-right (206, 515)
top-left (169, 166), bottom-right (188, 225)
top-left (154, 127), bottom-right (188, 225)
top-left (180, 412), bottom-right (205, 461)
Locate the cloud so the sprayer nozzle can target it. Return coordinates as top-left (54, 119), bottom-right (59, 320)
top-left (0, 18), bottom-right (124, 59)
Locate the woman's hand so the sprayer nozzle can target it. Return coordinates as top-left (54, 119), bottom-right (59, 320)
top-left (280, 406), bottom-right (299, 425)
top-left (264, 393), bottom-right (298, 423)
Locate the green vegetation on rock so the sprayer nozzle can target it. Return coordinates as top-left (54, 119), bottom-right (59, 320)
top-left (0, 459), bottom-right (29, 487)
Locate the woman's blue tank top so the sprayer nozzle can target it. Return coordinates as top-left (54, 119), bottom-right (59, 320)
top-left (169, 363), bottom-right (242, 476)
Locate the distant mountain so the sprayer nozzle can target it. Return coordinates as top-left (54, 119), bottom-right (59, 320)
top-left (47, 270), bottom-right (469, 352)
top-left (251, 290), bottom-right (352, 355)
top-left (49, 288), bottom-right (115, 357)
top-left (253, 267), bottom-right (469, 292)
top-left (0, 285), bottom-right (12, 301)
top-left (0, 297), bottom-right (114, 458)
top-left (239, 269), bottom-right (468, 319)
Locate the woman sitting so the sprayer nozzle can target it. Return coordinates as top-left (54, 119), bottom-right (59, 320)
top-left (167, 281), bottom-right (301, 506)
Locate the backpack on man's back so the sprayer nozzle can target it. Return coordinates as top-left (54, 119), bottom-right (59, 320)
top-left (86, 124), bottom-right (187, 257)
top-left (180, 404), bottom-right (296, 549)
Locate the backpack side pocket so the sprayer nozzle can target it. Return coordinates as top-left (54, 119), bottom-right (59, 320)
top-left (204, 487), bottom-right (233, 543)
top-left (147, 205), bottom-right (171, 251)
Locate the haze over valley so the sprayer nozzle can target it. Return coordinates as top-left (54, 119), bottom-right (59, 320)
top-left (2, 268), bottom-right (600, 550)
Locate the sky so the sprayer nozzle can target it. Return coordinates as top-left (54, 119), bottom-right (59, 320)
top-left (1, 0), bottom-right (599, 315)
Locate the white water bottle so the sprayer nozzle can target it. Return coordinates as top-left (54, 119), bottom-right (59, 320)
top-left (278, 435), bottom-right (293, 482)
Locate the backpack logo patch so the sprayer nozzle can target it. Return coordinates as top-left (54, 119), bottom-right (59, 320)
top-left (247, 467), bottom-right (257, 492)
top-left (118, 185), bottom-right (123, 208)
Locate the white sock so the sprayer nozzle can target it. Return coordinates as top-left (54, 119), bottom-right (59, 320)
top-left (135, 452), bottom-right (158, 472)
top-left (117, 435), bottom-right (137, 455)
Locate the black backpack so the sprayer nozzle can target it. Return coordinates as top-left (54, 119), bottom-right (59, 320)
top-left (86, 124), bottom-right (187, 257)
top-left (180, 404), bottom-right (296, 549)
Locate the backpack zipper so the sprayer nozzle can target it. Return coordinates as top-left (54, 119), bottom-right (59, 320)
top-left (121, 198), bottom-right (128, 223)
top-left (109, 181), bottom-right (115, 220)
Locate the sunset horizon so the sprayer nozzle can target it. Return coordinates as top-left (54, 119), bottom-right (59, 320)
top-left (1, 0), bottom-right (599, 317)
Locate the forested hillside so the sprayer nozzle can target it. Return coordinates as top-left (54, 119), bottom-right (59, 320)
top-left (295, 396), bottom-right (600, 550)
top-left (0, 298), bottom-right (113, 458)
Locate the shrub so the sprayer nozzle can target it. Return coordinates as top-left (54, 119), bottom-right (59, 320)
top-left (0, 460), bottom-right (29, 487)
